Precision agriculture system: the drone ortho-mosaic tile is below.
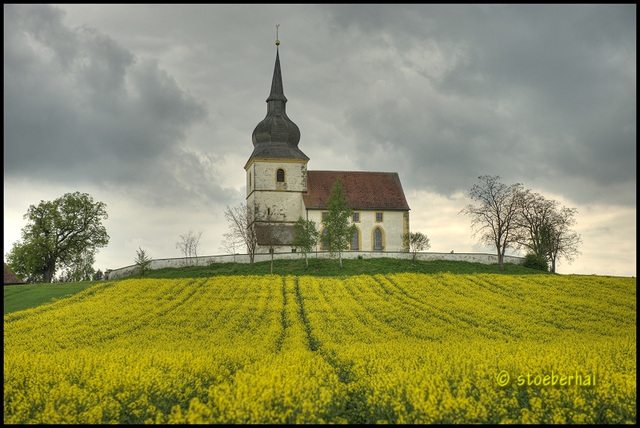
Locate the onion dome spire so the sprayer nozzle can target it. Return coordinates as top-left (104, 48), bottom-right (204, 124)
top-left (247, 25), bottom-right (308, 164)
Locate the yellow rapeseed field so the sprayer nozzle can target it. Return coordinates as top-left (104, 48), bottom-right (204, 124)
top-left (4, 273), bottom-right (636, 424)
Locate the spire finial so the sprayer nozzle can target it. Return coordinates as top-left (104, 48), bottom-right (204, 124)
top-left (275, 24), bottom-right (280, 46)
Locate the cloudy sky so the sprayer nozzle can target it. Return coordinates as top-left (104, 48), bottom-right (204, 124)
top-left (4, 4), bottom-right (636, 277)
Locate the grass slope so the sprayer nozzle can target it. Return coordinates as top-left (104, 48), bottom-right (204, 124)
top-left (135, 257), bottom-right (546, 278)
top-left (3, 282), bottom-right (101, 315)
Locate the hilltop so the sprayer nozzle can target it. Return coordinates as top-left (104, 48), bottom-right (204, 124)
top-left (129, 257), bottom-right (549, 279)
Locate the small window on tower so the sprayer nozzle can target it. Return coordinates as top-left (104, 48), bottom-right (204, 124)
top-left (276, 168), bottom-right (285, 183)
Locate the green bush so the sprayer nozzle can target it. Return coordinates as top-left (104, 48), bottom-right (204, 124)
top-left (523, 253), bottom-right (548, 271)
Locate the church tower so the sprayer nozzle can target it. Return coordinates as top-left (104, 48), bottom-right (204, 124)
top-left (244, 30), bottom-right (309, 251)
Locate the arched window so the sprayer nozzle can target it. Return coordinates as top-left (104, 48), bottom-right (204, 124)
top-left (373, 228), bottom-right (383, 251)
top-left (276, 168), bottom-right (285, 183)
top-left (350, 228), bottom-right (359, 251)
top-left (321, 228), bottom-right (329, 250)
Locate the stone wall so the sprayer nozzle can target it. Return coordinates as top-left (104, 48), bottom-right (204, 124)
top-left (106, 251), bottom-right (524, 280)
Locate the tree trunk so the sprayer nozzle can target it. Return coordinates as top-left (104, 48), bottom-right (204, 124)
top-left (43, 259), bottom-right (56, 283)
top-left (270, 251), bottom-right (274, 274)
top-left (305, 253), bottom-right (308, 268)
top-left (497, 250), bottom-right (505, 271)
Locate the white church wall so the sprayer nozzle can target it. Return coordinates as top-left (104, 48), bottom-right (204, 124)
top-left (365, 210), bottom-right (406, 252)
top-left (306, 209), bottom-right (407, 252)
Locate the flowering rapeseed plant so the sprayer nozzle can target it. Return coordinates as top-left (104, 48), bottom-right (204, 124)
top-left (4, 273), bottom-right (636, 423)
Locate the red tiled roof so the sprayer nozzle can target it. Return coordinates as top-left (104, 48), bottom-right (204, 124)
top-left (4, 263), bottom-right (25, 284)
top-left (303, 171), bottom-right (410, 211)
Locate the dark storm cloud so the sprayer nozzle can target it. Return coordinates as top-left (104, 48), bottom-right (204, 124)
top-left (3, 4), bottom-right (212, 205)
top-left (3, 4), bottom-right (634, 277)
top-left (315, 4), bottom-right (636, 206)
top-left (4, 3), bottom-right (634, 208)
top-left (102, 146), bottom-right (239, 210)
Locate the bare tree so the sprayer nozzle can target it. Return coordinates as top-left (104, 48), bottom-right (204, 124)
top-left (219, 231), bottom-right (243, 262)
top-left (403, 231), bottom-right (431, 263)
top-left (176, 230), bottom-right (203, 266)
top-left (513, 190), bottom-right (559, 259)
top-left (223, 203), bottom-right (257, 264)
top-left (460, 175), bottom-right (524, 271)
top-left (545, 206), bottom-right (582, 273)
top-left (513, 190), bottom-right (581, 273)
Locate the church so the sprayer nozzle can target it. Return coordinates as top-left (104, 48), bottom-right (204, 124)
top-left (245, 36), bottom-right (410, 254)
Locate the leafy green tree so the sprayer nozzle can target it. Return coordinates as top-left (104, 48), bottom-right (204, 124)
top-left (523, 253), bottom-right (549, 272)
top-left (403, 231), bottom-right (431, 263)
top-left (135, 247), bottom-right (152, 277)
top-left (292, 217), bottom-right (320, 268)
top-left (322, 178), bottom-right (355, 269)
top-left (6, 239), bottom-right (47, 283)
top-left (93, 269), bottom-right (104, 281)
top-left (58, 251), bottom-right (96, 282)
top-left (6, 192), bottom-right (109, 283)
